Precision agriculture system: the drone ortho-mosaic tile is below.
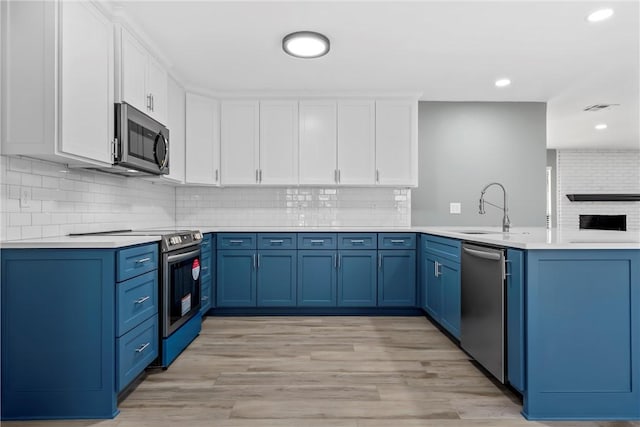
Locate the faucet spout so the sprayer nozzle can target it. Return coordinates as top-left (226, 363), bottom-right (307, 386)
top-left (478, 182), bottom-right (510, 232)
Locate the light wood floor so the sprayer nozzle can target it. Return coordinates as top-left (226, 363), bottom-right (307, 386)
top-left (4, 316), bottom-right (639, 427)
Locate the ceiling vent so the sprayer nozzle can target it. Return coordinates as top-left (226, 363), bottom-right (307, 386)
top-left (583, 104), bottom-right (619, 112)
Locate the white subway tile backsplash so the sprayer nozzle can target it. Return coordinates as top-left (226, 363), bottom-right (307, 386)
top-left (557, 149), bottom-right (640, 231)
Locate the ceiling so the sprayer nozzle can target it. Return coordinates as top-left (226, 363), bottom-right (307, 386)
top-left (114, 0), bottom-right (639, 150)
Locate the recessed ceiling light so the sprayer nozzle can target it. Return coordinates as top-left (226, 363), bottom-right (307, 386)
top-left (495, 78), bottom-right (511, 88)
top-left (282, 31), bottom-right (330, 59)
top-left (595, 123), bottom-right (608, 130)
top-left (587, 8), bottom-right (614, 23)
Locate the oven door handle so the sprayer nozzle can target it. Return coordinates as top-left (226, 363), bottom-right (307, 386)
top-left (167, 248), bottom-right (201, 263)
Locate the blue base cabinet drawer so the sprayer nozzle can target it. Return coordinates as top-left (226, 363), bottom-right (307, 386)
top-left (117, 244), bottom-right (158, 282)
top-left (116, 271), bottom-right (158, 337)
top-left (379, 233), bottom-right (416, 250)
top-left (218, 233), bottom-right (257, 250)
top-left (338, 233), bottom-right (377, 250)
top-left (422, 234), bottom-right (461, 263)
top-left (298, 233), bottom-right (338, 250)
top-left (116, 316), bottom-right (158, 392)
top-left (258, 233), bottom-right (297, 250)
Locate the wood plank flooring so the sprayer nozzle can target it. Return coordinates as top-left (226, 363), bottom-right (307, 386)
top-left (4, 316), bottom-right (639, 427)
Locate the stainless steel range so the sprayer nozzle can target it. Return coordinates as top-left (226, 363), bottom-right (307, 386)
top-left (71, 229), bottom-right (203, 368)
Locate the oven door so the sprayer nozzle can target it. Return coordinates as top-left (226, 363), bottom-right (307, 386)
top-left (163, 246), bottom-right (201, 337)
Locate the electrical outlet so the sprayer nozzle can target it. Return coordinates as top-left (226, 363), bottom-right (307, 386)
top-left (449, 202), bottom-right (461, 214)
top-left (20, 187), bottom-right (32, 208)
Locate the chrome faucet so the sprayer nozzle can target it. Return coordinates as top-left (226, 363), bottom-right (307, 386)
top-left (479, 182), bottom-right (511, 232)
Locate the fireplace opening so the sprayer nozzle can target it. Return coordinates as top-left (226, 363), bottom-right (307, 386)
top-left (579, 214), bottom-right (627, 231)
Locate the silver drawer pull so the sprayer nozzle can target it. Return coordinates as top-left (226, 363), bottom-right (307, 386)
top-left (229, 240), bottom-right (244, 244)
top-left (135, 257), bottom-right (151, 264)
top-left (202, 266), bottom-right (209, 271)
top-left (390, 240), bottom-right (405, 244)
top-left (135, 342), bottom-right (150, 353)
top-left (134, 296), bottom-right (150, 305)
top-left (202, 295), bottom-right (209, 301)
top-left (310, 240), bottom-right (325, 244)
top-left (350, 240), bottom-right (365, 244)
top-left (270, 240), bottom-right (284, 244)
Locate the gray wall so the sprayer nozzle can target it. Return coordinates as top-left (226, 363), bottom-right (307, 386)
top-left (412, 102), bottom-right (547, 227)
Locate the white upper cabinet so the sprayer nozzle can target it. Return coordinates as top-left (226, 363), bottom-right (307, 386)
top-left (337, 100), bottom-right (376, 185)
top-left (259, 101), bottom-right (299, 185)
top-left (1, 0), bottom-right (114, 166)
top-left (220, 101), bottom-right (260, 185)
top-left (185, 93), bottom-right (220, 185)
top-left (299, 101), bottom-right (337, 185)
top-left (165, 77), bottom-right (186, 183)
top-left (117, 26), bottom-right (168, 125)
top-left (375, 99), bottom-right (418, 187)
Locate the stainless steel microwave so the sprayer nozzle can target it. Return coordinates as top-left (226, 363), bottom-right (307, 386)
top-left (115, 103), bottom-right (169, 175)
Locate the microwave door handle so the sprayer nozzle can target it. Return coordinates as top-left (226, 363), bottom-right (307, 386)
top-left (155, 134), bottom-right (169, 169)
top-left (167, 248), bottom-right (200, 263)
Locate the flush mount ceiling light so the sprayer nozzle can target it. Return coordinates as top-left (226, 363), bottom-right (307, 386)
top-left (495, 78), bottom-right (511, 88)
top-left (587, 8), bottom-right (614, 22)
top-left (282, 31), bottom-right (330, 58)
top-left (595, 123), bottom-right (608, 130)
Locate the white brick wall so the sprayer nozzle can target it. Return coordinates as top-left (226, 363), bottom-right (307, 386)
top-left (0, 156), bottom-right (175, 240)
top-left (557, 149), bottom-right (640, 231)
top-left (175, 187), bottom-right (410, 228)
top-left (0, 155), bottom-right (410, 240)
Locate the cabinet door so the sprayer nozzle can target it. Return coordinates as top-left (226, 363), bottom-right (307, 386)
top-left (120, 28), bottom-right (147, 113)
top-left (506, 248), bottom-right (525, 393)
top-left (259, 101), bottom-right (298, 185)
top-left (216, 250), bottom-right (256, 307)
top-left (146, 55), bottom-right (168, 125)
top-left (221, 100), bottom-right (260, 185)
top-left (166, 76), bottom-right (185, 182)
top-left (299, 101), bottom-right (337, 185)
top-left (337, 250), bottom-right (377, 307)
top-left (440, 260), bottom-right (461, 339)
top-left (257, 250), bottom-right (297, 307)
top-left (297, 250), bottom-right (337, 307)
top-left (423, 253), bottom-right (440, 318)
top-left (59, 1), bottom-right (113, 164)
top-left (337, 100), bottom-right (375, 185)
top-left (185, 93), bottom-right (220, 185)
top-left (375, 100), bottom-right (418, 186)
top-left (378, 250), bottom-right (416, 307)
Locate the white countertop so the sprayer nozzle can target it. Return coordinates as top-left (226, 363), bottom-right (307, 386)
top-left (0, 235), bottom-right (161, 249)
top-left (1, 227), bottom-right (638, 250)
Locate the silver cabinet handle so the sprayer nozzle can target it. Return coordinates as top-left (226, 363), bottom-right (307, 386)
top-left (334, 169), bottom-right (338, 183)
top-left (146, 94), bottom-right (152, 111)
top-left (229, 240), bottom-right (243, 244)
top-left (337, 254), bottom-right (341, 269)
top-left (338, 169), bottom-right (341, 183)
top-left (136, 257), bottom-right (151, 264)
top-left (134, 296), bottom-right (150, 305)
top-left (270, 240), bottom-right (284, 244)
top-left (253, 254), bottom-right (257, 269)
top-left (135, 342), bottom-right (150, 353)
top-left (255, 169), bottom-right (259, 183)
top-left (310, 240), bottom-right (325, 244)
top-left (202, 295), bottom-right (209, 301)
top-left (376, 169), bottom-right (380, 183)
top-left (215, 169), bottom-right (219, 182)
top-left (259, 169), bottom-right (262, 183)
top-left (378, 253), bottom-right (382, 269)
top-left (202, 265), bottom-right (209, 271)
top-left (390, 239), bottom-right (405, 244)
top-left (350, 239), bottom-right (364, 244)
top-left (257, 254), bottom-right (260, 269)
top-left (334, 254), bottom-right (337, 269)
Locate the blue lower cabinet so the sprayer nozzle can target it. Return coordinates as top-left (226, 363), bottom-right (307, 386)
top-left (200, 282), bottom-right (212, 314)
top-left (439, 259), bottom-right (461, 338)
top-left (423, 252), bottom-right (441, 318)
top-left (1, 249), bottom-right (118, 419)
top-left (377, 250), bottom-right (416, 307)
top-left (506, 248), bottom-right (525, 393)
top-left (216, 250), bottom-right (257, 307)
top-left (297, 250), bottom-right (337, 307)
top-left (337, 250), bottom-right (377, 307)
top-left (257, 250), bottom-right (297, 307)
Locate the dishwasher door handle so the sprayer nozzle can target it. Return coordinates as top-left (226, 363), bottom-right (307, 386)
top-left (463, 247), bottom-right (502, 261)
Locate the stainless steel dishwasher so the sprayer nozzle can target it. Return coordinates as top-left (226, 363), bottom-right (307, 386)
top-left (461, 242), bottom-right (507, 383)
